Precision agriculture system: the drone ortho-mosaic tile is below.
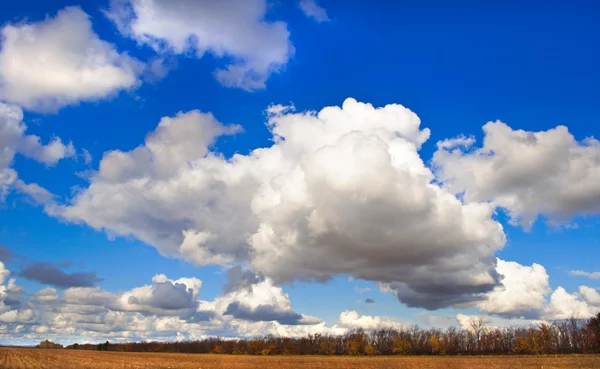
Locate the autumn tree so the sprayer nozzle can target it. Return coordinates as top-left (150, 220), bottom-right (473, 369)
top-left (587, 312), bottom-right (600, 353)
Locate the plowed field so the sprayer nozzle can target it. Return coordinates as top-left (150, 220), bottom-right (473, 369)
top-left (0, 348), bottom-right (599, 368)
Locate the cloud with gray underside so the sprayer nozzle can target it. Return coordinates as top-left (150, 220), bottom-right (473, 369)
top-left (0, 245), bottom-right (14, 262)
top-left (19, 262), bottom-right (102, 288)
top-left (222, 266), bottom-right (264, 294)
top-left (224, 301), bottom-right (306, 325)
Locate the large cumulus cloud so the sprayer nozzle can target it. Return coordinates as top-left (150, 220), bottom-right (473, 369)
top-left (58, 98), bottom-right (507, 310)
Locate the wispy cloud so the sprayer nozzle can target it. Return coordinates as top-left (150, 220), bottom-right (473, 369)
top-left (569, 270), bottom-right (600, 280)
top-left (355, 286), bottom-right (372, 294)
top-left (298, 0), bottom-right (330, 23)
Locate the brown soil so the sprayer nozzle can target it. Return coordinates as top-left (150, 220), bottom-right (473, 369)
top-left (0, 348), bottom-right (599, 369)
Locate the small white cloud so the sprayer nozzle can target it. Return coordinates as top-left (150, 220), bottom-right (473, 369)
top-left (0, 6), bottom-right (143, 112)
top-left (106, 0), bottom-right (293, 91)
top-left (436, 135), bottom-right (475, 150)
top-left (81, 149), bottom-right (93, 165)
top-left (14, 181), bottom-right (56, 206)
top-left (338, 310), bottom-right (405, 330)
top-left (0, 102), bottom-right (74, 201)
top-left (17, 136), bottom-right (75, 167)
top-left (33, 288), bottom-right (59, 303)
top-left (455, 313), bottom-right (542, 331)
top-left (298, 0), bottom-right (330, 23)
top-left (354, 286), bottom-right (372, 294)
top-left (570, 270), bottom-right (600, 280)
top-left (579, 286), bottom-right (600, 307)
top-left (0, 309), bottom-right (35, 324)
top-left (144, 57), bottom-right (176, 82)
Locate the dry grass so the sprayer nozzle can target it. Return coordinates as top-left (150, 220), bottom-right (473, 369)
top-left (0, 348), bottom-right (599, 369)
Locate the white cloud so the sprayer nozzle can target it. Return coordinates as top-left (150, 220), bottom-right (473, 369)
top-left (0, 309), bottom-right (35, 323)
top-left (179, 230), bottom-right (235, 267)
top-left (59, 271), bottom-right (321, 331)
top-left (33, 288), bottom-right (59, 303)
top-left (1, 261), bottom-right (597, 345)
top-left (0, 102), bottom-right (75, 201)
top-left (0, 6), bottom-right (143, 112)
top-left (250, 101), bottom-right (505, 310)
top-left (59, 110), bottom-right (246, 263)
top-left (338, 310), bottom-right (405, 330)
top-left (579, 286), bottom-right (600, 307)
top-left (0, 263), bottom-right (9, 287)
top-left (298, 0), bottom-right (330, 23)
top-left (354, 286), bottom-right (372, 294)
top-left (0, 168), bottom-right (17, 202)
top-left (62, 287), bottom-right (114, 307)
top-left (570, 270), bottom-right (600, 280)
top-left (436, 135), bottom-right (475, 150)
top-left (473, 260), bottom-right (598, 320)
top-left (61, 275), bottom-right (203, 320)
top-left (455, 313), bottom-right (542, 331)
top-left (0, 104), bottom-right (26, 198)
top-left (434, 121), bottom-right (600, 228)
top-left (14, 181), bottom-right (56, 206)
top-left (0, 270), bottom-right (334, 344)
top-left (33, 325), bottom-right (49, 334)
top-left (478, 259), bottom-right (550, 317)
top-left (106, 0), bottom-right (293, 91)
top-left (214, 277), bottom-right (320, 326)
top-left (0, 262), bottom-right (26, 316)
top-left (17, 136), bottom-right (75, 166)
top-left (114, 276), bottom-right (202, 318)
top-left (58, 98), bottom-right (507, 310)
top-left (82, 149), bottom-right (93, 165)
top-left (541, 287), bottom-right (599, 320)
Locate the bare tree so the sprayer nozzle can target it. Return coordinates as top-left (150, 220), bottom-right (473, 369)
top-left (469, 316), bottom-right (489, 352)
top-left (61, 313), bottom-right (599, 356)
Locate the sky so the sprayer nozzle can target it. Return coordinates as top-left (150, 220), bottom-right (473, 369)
top-left (0, 0), bottom-right (599, 345)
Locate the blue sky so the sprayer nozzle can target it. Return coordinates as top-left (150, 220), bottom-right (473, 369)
top-left (0, 0), bottom-right (599, 344)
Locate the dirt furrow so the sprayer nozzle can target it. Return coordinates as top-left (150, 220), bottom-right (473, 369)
top-left (1, 348), bottom-right (600, 369)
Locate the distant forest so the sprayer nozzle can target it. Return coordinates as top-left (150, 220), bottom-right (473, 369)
top-left (35, 313), bottom-right (600, 356)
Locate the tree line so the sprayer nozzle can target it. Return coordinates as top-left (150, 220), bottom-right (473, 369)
top-left (59, 313), bottom-right (600, 356)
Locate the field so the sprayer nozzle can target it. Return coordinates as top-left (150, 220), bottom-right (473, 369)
top-left (0, 348), bottom-right (599, 369)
